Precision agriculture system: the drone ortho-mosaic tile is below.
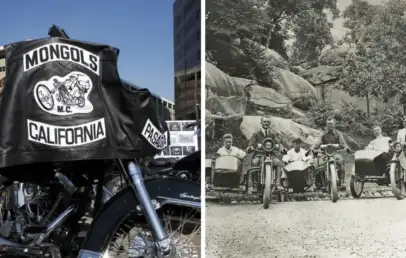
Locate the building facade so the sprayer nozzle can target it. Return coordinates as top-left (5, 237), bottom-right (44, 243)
top-left (0, 46), bottom-right (5, 81)
top-left (0, 46), bottom-right (174, 121)
top-left (173, 0), bottom-right (201, 120)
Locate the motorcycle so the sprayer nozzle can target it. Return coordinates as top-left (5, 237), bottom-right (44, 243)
top-left (281, 157), bottom-right (315, 194)
top-left (350, 140), bottom-right (405, 200)
top-left (306, 144), bottom-right (351, 203)
top-left (247, 138), bottom-right (286, 209)
top-left (0, 25), bottom-right (201, 258)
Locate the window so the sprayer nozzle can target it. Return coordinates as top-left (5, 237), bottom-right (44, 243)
top-left (197, 49), bottom-right (200, 60)
top-left (196, 9), bottom-right (200, 20)
top-left (196, 29), bottom-right (200, 40)
top-left (184, 1), bottom-right (195, 14)
top-left (0, 66), bottom-right (5, 72)
top-left (175, 15), bottom-right (181, 28)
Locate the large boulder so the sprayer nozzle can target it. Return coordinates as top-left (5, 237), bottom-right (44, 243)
top-left (319, 43), bottom-right (356, 66)
top-left (299, 65), bottom-right (341, 85)
top-left (206, 95), bottom-right (246, 116)
top-left (205, 62), bottom-right (245, 97)
top-left (245, 85), bottom-right (292, 115)
top-left (273, 68), bottom-right (317, 110)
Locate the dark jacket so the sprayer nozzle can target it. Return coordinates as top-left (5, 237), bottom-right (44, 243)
top-left (249, 129), bottom-right (281, 147)
top-left (312, 129), bottom-right (347, 149)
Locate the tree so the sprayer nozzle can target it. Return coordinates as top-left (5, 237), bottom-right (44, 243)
top-left (339, 0), bottom-right (406, 114)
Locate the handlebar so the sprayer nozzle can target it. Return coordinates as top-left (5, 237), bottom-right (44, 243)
top-left (305, 144), bottom-right (352, 157)
top-left (247, 144), bottom-right (287, 154)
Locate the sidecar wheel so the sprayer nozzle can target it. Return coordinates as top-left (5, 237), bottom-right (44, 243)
top-left (349, 175), bottom-right (364, 198)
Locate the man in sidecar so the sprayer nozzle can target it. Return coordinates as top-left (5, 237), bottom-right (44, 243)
top-left (214, 134), bottom-right (246, 160)
top-left (246, 116), bottom-right (285, 191)
top-left (211, 134), bottom-right (246, 188)
top-left (310, 117), bottom-right (350, 189)
top-left (282, 138), bottom-right (315, 191)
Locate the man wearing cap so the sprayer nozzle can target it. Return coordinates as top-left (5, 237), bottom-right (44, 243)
top-left (247, 116), bottom-right (285, 190)
top-left (283, 138), bottom-right (315, 190)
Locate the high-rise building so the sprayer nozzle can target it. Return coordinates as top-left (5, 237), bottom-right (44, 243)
top-left (0, 46), bottom-right (5, 81)
top-left (173, 0), bottom-right (201, 120)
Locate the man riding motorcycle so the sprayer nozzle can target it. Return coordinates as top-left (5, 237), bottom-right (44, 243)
top-left (310, 117), bottom-right (350, 188)
top-left (247, 116), bottom-right (285, 190)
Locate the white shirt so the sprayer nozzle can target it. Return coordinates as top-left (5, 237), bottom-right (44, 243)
top-left (397, 128), bottom-right (406, 145)
top-left (217, 146), bottom-right (246, 159)
top-left (261, 128), bottom-right (271, 138)
top-left (283, 148), bottom-right (309, 163)
top-left (365, 136), bottom-right (391, 153)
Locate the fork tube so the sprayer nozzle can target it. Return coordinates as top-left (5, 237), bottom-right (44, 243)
top-left (124, 161), bottom-right (169, 243)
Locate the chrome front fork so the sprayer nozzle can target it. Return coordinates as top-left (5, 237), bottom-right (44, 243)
top-left (120, 160), bottom-right (171, 255)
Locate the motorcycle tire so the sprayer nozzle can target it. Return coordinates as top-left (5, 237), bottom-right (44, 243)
top-left (329, 163), bottom-right (338, 203)
top-left (81, 188), bottom-right (201, 257)
top-left (349, 171), bottom-right (364, 199)
top-left (263, 165), bottom-right (272, 209)
top-left (389, 163), bottom-right (405, 200)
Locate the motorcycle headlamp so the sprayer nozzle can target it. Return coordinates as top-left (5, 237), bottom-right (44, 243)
top-left (262, 138), bottom-right (275, 152)
top-left (393, 141), bottom-right (402, 153)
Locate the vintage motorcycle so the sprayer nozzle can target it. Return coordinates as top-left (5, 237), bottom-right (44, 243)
top-left (350, 140), bottom-right (405, 200)
top-left (306, 144), bottom-right (351, 203)
top-left (247, 138), bottom-right (287, 209)
top-left (0, 25), bottom-right (201, 258)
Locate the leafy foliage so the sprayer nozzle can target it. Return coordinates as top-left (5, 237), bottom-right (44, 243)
top-left (206, 0), bottom-right (338, 89)
top-left (339, 0), bottom-right (406, 112)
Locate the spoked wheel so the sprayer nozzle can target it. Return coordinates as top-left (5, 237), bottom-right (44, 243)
top-left (349, 175), bottom-right (364, 198)
top-left (103, 209), bottom-right (201, 258)
top-left (329, 164), bottom-right (338, 203)
top-left (36, 84), bottom-right (54, 110)
top-left (389, 163), bottom-right (405, 200)
top-left (263, 165), bottom-right (272, 209)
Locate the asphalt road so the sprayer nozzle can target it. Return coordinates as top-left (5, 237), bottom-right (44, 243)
top-left (206, 198), bottom-right (406, 258)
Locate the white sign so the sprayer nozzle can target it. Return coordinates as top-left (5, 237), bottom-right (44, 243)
top-left (33, 71), bottom-right (94, 116)
top-left (27, 118), bottom-right (106, 147)
top-left (155, 120), bottom-right (199, 159)
top-left (23, 43), bottom-right (100, 75)
top-left (141, 119), bottom-right (169, 150)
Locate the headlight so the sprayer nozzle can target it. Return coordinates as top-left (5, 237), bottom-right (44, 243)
top-left (393, 142), bottom-right (402, 153)
top-left (262, 138), bottom-right (275, 152)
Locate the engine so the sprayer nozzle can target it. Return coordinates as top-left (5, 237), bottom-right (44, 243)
top-left (0, 182), bottom-right (51, 243)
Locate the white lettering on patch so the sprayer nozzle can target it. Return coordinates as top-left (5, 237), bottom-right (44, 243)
top-left (141, 119), bottom-right (168, 150)
top-left (33, 71), bottom-right (94, 116)
top-left (23, 43), bottom-right (100, 75)
top-left (27, 118), bottom-right (106, 147)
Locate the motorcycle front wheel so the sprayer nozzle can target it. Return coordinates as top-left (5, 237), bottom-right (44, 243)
top-left (263, 165), bottom-right (272, 209)
top-left (389, 162), bottom-right (405, 200)
top-left (329, 163), bottom-right (338, 203)
top-left (89, 191), bottom-right (201, 258)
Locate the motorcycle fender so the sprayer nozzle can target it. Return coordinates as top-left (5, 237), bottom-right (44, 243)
top-left (79, 178), bottom-right (200, 257)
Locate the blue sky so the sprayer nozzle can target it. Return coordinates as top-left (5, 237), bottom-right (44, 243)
top-left (1, 1), bottom-right (175, 101)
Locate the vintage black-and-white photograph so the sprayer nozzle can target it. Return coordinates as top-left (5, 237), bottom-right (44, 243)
top-left (205, 0), bottom-right (406, 257)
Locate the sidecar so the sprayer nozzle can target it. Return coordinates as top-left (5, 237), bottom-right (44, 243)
top-left (283, 160), bottom-right (313, 193)
top-left (350, 150), bottom-right (391, 198)
top-left (210, 155), bottom-right (242, 189)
